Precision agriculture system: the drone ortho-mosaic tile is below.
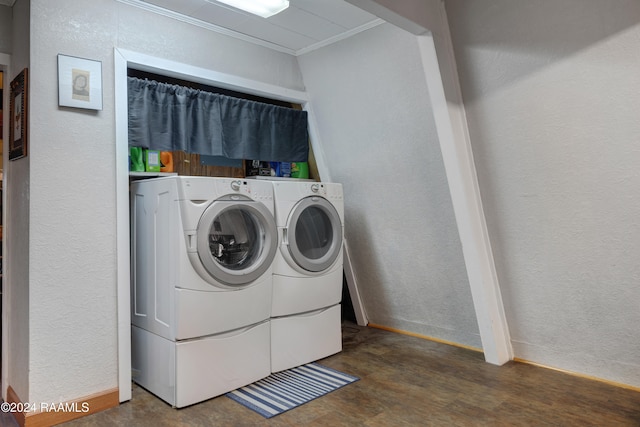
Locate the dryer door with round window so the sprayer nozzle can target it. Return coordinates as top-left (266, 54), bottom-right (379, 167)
top-left (196, 195), bottom-right (277, 287)
top-left (285, 196), bottom-right (343, 272)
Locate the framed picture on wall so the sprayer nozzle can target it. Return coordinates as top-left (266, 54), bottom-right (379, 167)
top-left (57, 54), bottom-right (103, 110)
top-left (9, 68), bottom-right (28, 161)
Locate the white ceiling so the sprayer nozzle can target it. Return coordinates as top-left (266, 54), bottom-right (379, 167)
top-left (0, 0), bottom-right (382, 55)
top-left (126, 0), bottom-right (384, 55)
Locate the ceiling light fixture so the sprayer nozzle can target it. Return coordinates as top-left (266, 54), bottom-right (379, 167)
top-left (212, 0), bottom-right (289, 18)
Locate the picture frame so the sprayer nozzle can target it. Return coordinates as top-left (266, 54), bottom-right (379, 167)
top-left (57, 54), bottom-right (103, 110)
top-left (9, 68), bottom-right (28, 161)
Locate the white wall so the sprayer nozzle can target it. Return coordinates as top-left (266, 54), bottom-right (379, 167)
top-left (20, 0), bottom-right (304, 405)
top-left (446, 0), bottom-right (640, 387)
top-left (298, 23), bottom-right (481, 348)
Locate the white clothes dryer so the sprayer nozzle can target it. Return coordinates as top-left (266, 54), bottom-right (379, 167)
top-left (130, 176), bottom-right (277, 407)
top-left (269, 180), bottom-right (344, 372)
top-left (270, 181), bottom-right (344, 316)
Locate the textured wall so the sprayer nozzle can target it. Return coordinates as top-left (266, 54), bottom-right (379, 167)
top-left (446, 0), bottom-right (640, 387)
top-left (0, 5), bottom-right (11, 54)
top-left (25, 0), bottom-right (304, 404)
top-left (28, 0), bottom-right (120, 404)
top-left (298, 23), bottom-right (481, 347)
top-left (116, 5), bottom-right (305, 91)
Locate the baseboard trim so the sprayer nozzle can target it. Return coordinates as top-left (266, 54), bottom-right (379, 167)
top-left (367, 322), bottom-right (484, 353)
top-left (513, 357), bottom-right (640, 393)
top-left (6, 385), bottom-right (119, 427)
top-left (6, 386), bottom-right (25, 427)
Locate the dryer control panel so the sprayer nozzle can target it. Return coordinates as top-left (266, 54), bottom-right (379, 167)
top-left (308, 182), bottom-right (343, 203)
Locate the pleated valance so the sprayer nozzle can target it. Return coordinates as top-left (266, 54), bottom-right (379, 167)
top-left (127, 77), bottom-right (309, 162)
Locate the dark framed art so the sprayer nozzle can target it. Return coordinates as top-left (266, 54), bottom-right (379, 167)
top-left (9, 68), bottom-right (28, 161)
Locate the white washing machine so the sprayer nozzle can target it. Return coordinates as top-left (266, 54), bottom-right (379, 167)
top-left (130, 176), bottom-right (277, 408)
top-left (269, 180), bottom-right (344, 372)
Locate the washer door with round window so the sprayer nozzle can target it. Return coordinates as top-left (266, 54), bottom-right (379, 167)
top-left (194, 195), bottom-right (277, 287)
top-left (284, 196), bottom-right (343, 273)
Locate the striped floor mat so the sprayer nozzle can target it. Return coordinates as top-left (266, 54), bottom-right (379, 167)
top-left (226, 363), bottom-right (359, 418)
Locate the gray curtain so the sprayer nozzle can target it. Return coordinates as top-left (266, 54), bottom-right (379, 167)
top-left (127, 77), bottom-right (309, 162)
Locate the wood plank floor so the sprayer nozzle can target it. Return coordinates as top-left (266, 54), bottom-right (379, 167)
top-left (54, 322), bottom-right (640, 426)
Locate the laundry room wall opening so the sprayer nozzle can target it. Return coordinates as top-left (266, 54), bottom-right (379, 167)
top-left (115, 47), bottom-right (330, 403)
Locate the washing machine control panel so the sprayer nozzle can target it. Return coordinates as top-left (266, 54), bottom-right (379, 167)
top-left (226, 179), bottom-right (273, 203)
top-left (177, 177), bottom-right (274, 204)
